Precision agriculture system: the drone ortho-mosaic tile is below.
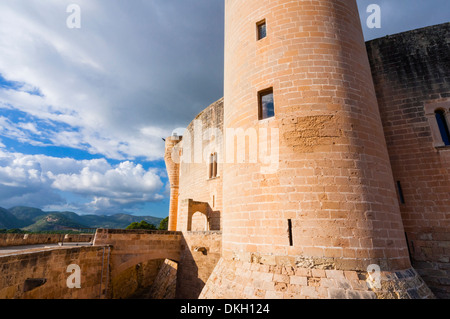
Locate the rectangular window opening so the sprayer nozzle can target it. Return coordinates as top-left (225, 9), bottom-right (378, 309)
top-left (208, 153), bottom-right (218, 179)
top-left (257, 20), bottom-right (266, 40)
top-left (213, 153), bottom-right (218, 178)
top-left (435, 110), bottom-right (450, 146)
top-left (258, 88), bottom-right (274, 120)
top-left (397, 181), bottom-right (405, 204)
top-left (208, 156), bottom-right (213, 179)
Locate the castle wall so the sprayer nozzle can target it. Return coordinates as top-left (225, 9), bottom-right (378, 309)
top-left (0, 246), bottom-right (109, 299)
top-left (221, 0), bottom-right (409, 270)
top-left (0, 233), bottom-right (93, 247)
top-left (92, 229), bottom-right (182, 298)
top-left (175, 98), bottom-right (224, 232)
top-left (367, 23), bottom-right (450, 299)
top-left (200, 0), bottom-right (434, 299)
top-left (146, 259), bottom-right (178, 299)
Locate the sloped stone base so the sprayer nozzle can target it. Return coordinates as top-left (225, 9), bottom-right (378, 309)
top-left (199, 258), bottom-right (435, 299)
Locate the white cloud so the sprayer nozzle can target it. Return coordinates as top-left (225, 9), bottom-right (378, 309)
top-left (0, 149), bottom-right (165, 213)
top-left (51, 161), bottom-right (164, 202)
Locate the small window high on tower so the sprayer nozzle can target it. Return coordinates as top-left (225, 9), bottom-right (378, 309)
top-left (258, 88), bottom-right (274, 120)
top-left (257, 20), bottom-right (266, 40)
top-left (435, 109), bottom-right (450, 146)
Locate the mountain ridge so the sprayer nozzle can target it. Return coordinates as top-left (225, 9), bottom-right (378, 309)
top-left (0, 206), bottom-right (164, 232)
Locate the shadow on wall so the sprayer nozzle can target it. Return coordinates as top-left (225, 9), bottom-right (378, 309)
top-left (175, 231), bottom-right (222, 299)
top-left (110, 259), bottom-right (165, 299)
top-left (125, 259), bottom-right (178, 299)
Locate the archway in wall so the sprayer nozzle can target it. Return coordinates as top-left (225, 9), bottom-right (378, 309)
top-left (190, 211), bottom-right (209, 231)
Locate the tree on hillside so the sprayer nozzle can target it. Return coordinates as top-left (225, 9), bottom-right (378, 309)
top-left (158, 217), bottom-right (168, 230)
top-left (125, 220), bottom-right (157, 230)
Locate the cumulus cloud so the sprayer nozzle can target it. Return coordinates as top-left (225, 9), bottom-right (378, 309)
top-left (50, 161), bottom-right (164, 202)
top-left (0, 148), bottom-right (165, 213)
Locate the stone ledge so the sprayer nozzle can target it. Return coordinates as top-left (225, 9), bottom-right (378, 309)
top-left (95, 229), bottom-right (182, 235)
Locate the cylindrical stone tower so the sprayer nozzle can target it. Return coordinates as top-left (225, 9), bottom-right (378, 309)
top-left (164, 135), bottom-right (182, 231)
top-left (200, 0), bottom-right (434, 299)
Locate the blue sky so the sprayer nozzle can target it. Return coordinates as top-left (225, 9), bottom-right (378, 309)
top-left (0, 0), bottom-right (448, 218)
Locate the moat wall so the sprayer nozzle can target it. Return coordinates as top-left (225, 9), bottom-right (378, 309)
top-left (0, 246), bottom-right (109, 299)
top-left (93, 229), bottom-right (182, 299)
top-left (176, 231), bottom-right (222, 299)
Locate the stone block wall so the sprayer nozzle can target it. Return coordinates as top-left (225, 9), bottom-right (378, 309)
top-left (175, 98), bottom-right (224, 232)
top-left (0, 233), bottom-right (93, 247)
top-left (93, 229), bottom-right (182, 299)
top-left (0, 246), bottom-right (109, 299)
top-left (176, 231), bottom-right (222, 299)
top-left (367, 23), bottom-right (450, 298)
top-left (146, 259), bottom-right (178, 299)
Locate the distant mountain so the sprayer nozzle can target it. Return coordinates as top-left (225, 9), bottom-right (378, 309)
top-left (8, 206), bottom-right (48, 225)
top-left (0, 207), bottom-right (25, 229)
top-left (22, 212), bottom-right (90, 232)
top-left (1, 206), bottom-right (164, 232)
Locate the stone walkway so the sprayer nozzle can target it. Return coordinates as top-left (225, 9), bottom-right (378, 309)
top-left (0, 242), bottom-right (93, 256)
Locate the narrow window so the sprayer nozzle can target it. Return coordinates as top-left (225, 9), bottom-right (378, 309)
top-left (213, 153), bottom-right (218, 178)
top-left (209, 153), bottom-right (218, 179)
top-left (397, 181), bottom-right (405, 204)
top-left (288, 219), bottom-right (293, 246)
top-left (257, 20), bottom-right (266, 40)
top-left (209, 154), bottom-right (213, 179)
top-left (258, 88), bottom-right (274, 120)
top-left (435, 110), bottom-right (450, 146)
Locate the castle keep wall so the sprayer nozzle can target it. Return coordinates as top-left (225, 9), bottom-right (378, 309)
top-left (174, 98), bottom-right (224, 232)
top-left (367, 23), bottom-right (450, 298)
top-left (222, 0), bottom-right (409, 271)
top-left (200, 0), bottom-right (435, 299)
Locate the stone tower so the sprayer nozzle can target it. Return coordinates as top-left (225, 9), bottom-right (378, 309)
top-left (200, 0), bottom-right (434, 298)
top-left (164, 134), bottom-right (181, 231)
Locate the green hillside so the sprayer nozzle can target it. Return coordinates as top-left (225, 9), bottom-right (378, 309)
top-left (0, 206), bottom-right (164, 232)
top-left (22, 213), bottom-right (89, 232)
top-left (0, 207), bottom-right (24, 229)
top-left (8, 206), bottom-right (47, 225)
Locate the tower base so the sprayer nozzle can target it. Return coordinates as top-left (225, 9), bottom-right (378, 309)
top-left (199, 258), bottom-right (435, 299)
